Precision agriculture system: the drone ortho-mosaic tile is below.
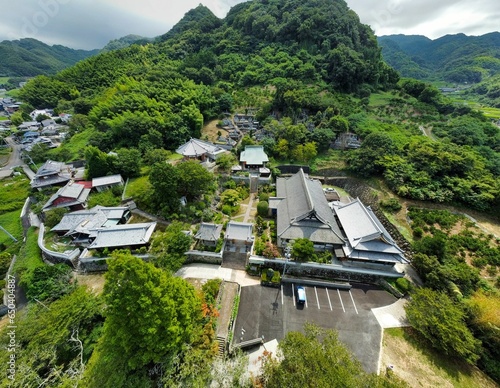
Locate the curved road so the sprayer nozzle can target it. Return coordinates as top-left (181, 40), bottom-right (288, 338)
top-left (0, 137), bottom-right (35, 179)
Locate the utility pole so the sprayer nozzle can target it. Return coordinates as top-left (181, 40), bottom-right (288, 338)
top-left (0, 224), bottom-right (17, 242)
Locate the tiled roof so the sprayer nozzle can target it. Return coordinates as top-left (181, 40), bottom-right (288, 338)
top-left (333, 199), bottom-right (407, 263)
top-left (51, 206), bottom-right (129, 235)
top-left (92, 174), bottom-right (123, 187)
top-left (88, 222), bottom-right (156, 249)
top-left (42, 182), bottom-right (90, 211)
top-left (240, 145), bottom-right (269, 165)
top-left (195, 223), bottom-right (223, 241)
top-left (176, 138), bottom-right (221, 157)
top-left (276, 169), bottom-right (344, 245)
top-left (225, 221), bottom-right (253, 242)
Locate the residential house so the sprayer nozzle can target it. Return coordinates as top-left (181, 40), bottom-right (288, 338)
top-left (42, 181), bottom-right (91, 212)
top-left (92, 174), bottom-right (124, 192)
top-left (272, 169), bottom-right (345, 251)
top-left (195, 222), bottom-right (223, 247)
top-left (87, 222), bottom-right (156, 250)
top-left (41, 119), bottom-right (56, 128)
top-left (332, 199), bottom-right (408, 268)
top-left (176, 138), bottom-right (226, 162)
top-left (30, 160), bottom-right (73, 190)
top-left (51, 206), bottom-right (131, 245)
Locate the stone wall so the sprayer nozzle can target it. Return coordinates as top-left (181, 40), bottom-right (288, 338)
top-left (323, 175), bottom-right (413, 262)
top-left (185, 250), bottom-right (223, 265)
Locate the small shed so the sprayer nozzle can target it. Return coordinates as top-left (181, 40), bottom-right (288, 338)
top-left (92, 174), bottom-right (124, 192)
top-left (195, 223), bottom-right (223, 246)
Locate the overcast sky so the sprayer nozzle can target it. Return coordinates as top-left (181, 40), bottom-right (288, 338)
top-left (1, 0), bottom-right (498, 50)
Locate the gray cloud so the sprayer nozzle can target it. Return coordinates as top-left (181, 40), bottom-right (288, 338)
top-left (0, 0), bottom-right (498, 49)
top-left (347, 0), bottom-right (500, 38)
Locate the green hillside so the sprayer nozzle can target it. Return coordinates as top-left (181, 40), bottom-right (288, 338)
top-left (6, 0), bottom-right (500, 386)
top-left (0, 38), bottom-right (99, 77)
top-left (378, 32), bottom-right (500, 83)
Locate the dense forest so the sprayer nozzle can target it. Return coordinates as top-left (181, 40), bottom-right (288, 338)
top-left (378, 32), bottom-right (500, 83)
top-left (3, 0), bottom-right (500, 385)
top-left (0, 38), bottom-right (99, 77)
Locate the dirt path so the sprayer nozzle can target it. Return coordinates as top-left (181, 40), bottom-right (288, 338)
top-left (216, 281), bottom-right (239, 339)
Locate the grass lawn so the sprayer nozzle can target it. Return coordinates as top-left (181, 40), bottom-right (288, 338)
top-left (125, 175), bottom-right (150, 199)
top-left (382, 327), bottom-right (497, 388)
top-left (0, 77), bottom-right (10, 84)
top-left (369, 91), bottom-right (394, 107)
top-left (13, 227), bottom-right (44, 275)
top-left (0, 176), bottom-right (30, 213)
top-left (49, 128), bottom-right (95, 161)
top-left (0, 210), bottom-right (23, 247)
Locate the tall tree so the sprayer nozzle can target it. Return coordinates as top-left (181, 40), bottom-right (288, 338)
top-left (85, 252), bottom-right (201, 386)
top-left (405, 288), bottom-right (481, 364)
top-left (149, 162), bottom-right (180, 216)
top-left (260, 323), bottom-right (405, 387)
top-left (176, 160), bottom-right (214, 201)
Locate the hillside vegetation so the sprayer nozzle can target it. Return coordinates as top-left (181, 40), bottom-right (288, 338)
top-left (0, 38), bottom-right (99, 77)
top-left (6, 0), bottom-right (500, 385)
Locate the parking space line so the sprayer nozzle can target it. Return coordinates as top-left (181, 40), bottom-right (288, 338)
top-left (349, 290), bottom-right (359, 314)
top-left (314, 287), bottom-right (320, 309)
top-left (325, 288), bottom-right (332, 310)
top-left (304, 288), bottom-right (308, 308)
top-left (337, 289), bottom-right (345, 313)
top-left (281, 284), bottom-right (284, 305)
top-left (292, 283), bottom-right (295, 307)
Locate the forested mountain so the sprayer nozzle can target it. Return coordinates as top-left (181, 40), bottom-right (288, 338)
top-left (100, 34), bottom-right (152, 52)
top-left (378, 32), bottom-right (500, 83)
top-left (5, 0), bottom-right (500, 386)
top-left (17, 0), bottom-right (500, 216)
top-left (0, 38), bottom-right (99, 76)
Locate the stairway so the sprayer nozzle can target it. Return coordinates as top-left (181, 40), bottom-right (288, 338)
top-left (217, 336), bottom-right (226, 358)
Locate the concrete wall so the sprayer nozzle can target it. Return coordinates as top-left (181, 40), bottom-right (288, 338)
top-left (186, 250), bottom-right (223, 265)
top-left (38, 223), bottom-right (81, 268)
top-left (248, 256), bottom-right (404, 283)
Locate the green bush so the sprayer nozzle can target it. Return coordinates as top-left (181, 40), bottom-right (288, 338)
top-left (395, 277), bottom-right (411, 294)
top-left (380, 198), bottom-right (402, 213)
top-left (412, 227), bottom-right (424, 239)
top-left (257, 201), bottom-right (269, 217)
top-left (259, 193), bottom-right (269, 202)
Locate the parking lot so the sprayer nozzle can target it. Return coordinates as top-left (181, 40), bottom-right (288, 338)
top-left (234, 283), bottom-right (397, 373)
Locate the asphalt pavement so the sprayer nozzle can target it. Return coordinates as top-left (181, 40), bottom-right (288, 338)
top-left (234, 283), bottom-right (398, 374)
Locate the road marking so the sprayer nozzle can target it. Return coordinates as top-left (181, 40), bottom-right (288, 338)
top-left (281, 284), bottom-right (284, 305)
top-left (337, 289), bottom-right (345, 313)
top-left (326, 288), bottom-right (333, 310)
top-left (314, 286), bottom-right (320, 309)
top-left (349, 290), bottom-right (359, 314)
top-left (292, 283), bottom-right (295, 307)
top-left (304, 288), bottom-right (308, 308)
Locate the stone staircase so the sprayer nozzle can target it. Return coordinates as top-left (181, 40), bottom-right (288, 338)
top-left (217, 336), bottom-right (226, 358)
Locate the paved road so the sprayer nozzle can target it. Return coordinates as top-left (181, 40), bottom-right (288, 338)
top-left (0, 137), bottom-right (34, 179)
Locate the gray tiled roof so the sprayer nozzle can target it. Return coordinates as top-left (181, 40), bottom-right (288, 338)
top-left (225, 221), bottom-right (253, 242)
top-left (31, 159), bottom-right (72, 188)
top-left (195, 223), bottom-right (223, 241)
top-left (42, 182), bottom-right (90, 211)
top-left (276, 169), bottom-right (344, 245)
top-left (88, 222), bottom-right (156, 249)
top-left (92, 174), bottom-right (123, 187)
top-left (240, 145), bottom-right (269, 165)
top-left (333, 199), bottom-right (407, 263)
top-left (51, 206), bottom-right (129, 235)
top-left (176, 138), bottom-right (222, 157)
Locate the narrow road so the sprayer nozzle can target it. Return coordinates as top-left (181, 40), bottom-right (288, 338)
top-left (0, 136), bottom-right (34, 179)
